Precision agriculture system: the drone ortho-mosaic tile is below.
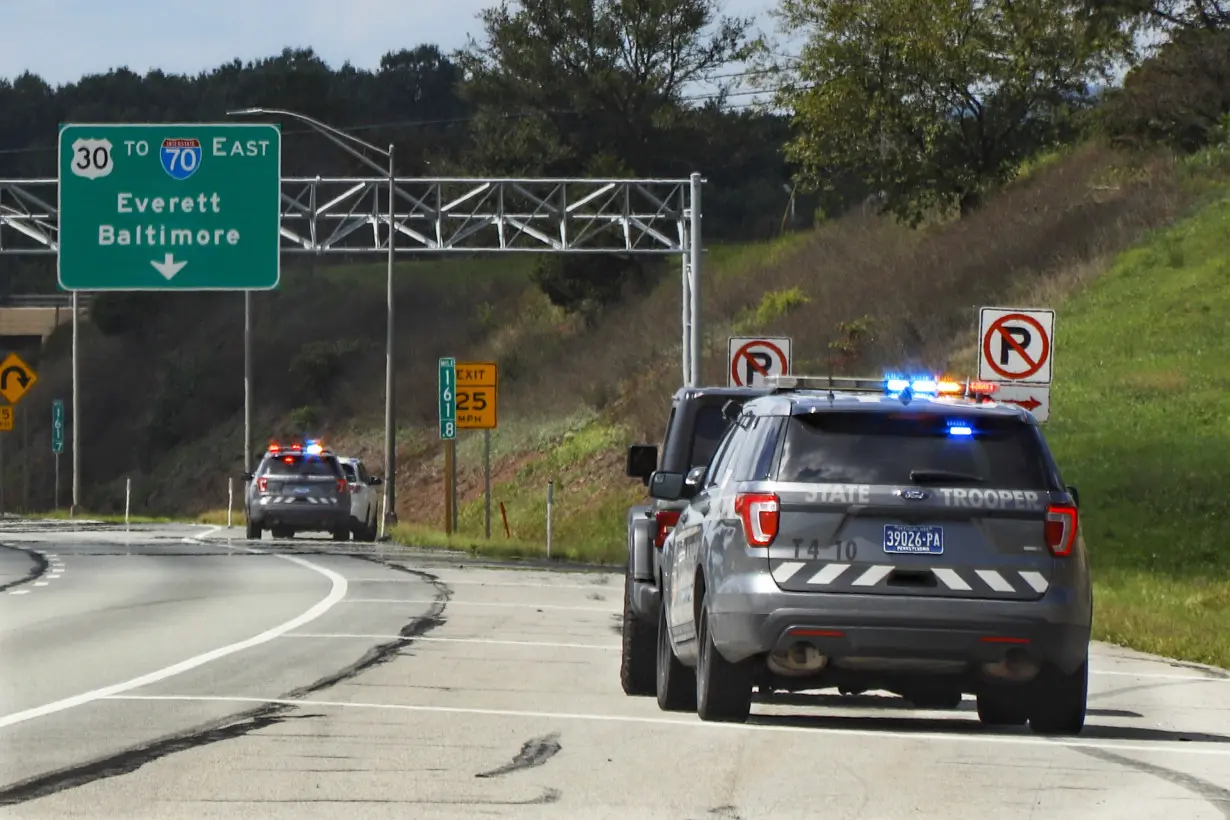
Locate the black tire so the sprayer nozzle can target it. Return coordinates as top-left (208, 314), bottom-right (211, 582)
top-left (332, 527), bottom-right (350, 542)
top-left (620, 574), bottom-right (657, 696)
top-left (245, 520), bottom-right (261, 540)
top-left (271, 526), bottom-right (293, 539)
top-left (1029, 660), bottom-right (1088, 735)
top-left (695, 598), bottom-right (754, 723)
top-left (656, 597), bottom-right (696, 711)
top-left (363, 510), bottom-right (379, 542)
top-left (976, 687), bottom-right (1030, 726)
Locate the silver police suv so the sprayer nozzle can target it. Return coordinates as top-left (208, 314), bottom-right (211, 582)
top-left (243, 441), bottom-right (353, 541)
top-left (651, 374), bottom-right (1090, 734)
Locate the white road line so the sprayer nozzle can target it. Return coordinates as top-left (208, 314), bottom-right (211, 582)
top-left (182, 525), bottom-right (225, 544)
top-left (100, 694), bottom-right (1230, 758)
top-left (343, 599), bottom-right (615, 611)
top-left (0, 551), bottom-right (349, 730)
top-left (7, 590), bottom-right (29, 595)
top-left (286, 633), bottom-right (619, 650)
top-left (33, 582), bottom-right (47, 587)
top-left (351, 578), bottom-right (616, 591)
top-left (1091, 670), bottom-right (1229, 682)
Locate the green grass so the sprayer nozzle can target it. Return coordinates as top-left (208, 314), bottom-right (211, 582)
top-left (1046, 191), bottom-right (1230, 669)
top-left (34, 509), bottom-right (178, 524)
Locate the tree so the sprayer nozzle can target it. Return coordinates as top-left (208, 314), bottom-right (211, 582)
top-left (458, 0), bottom-right (754, 313)
top-left (458, 0), bottom-right (754, 176)
top-left (1081, 0), bottom-right (1230, 31)
top-left (1100, 26), bottom-right (1230, 150)
top-left (773, 0), bottom-right (1130, 224)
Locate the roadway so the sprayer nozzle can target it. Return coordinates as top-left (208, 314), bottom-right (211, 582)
top-left (1, 521), bottom-right (1228, 819)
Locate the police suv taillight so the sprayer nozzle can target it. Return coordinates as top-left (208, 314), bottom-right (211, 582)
top-left (1045, 504), bottom-right (1078, 556)
top-left (735, 492), bottom-right (779, 547)
top-left (336, 478), bottom-right (349, 494)
top-left (653, 510), bottom-right (680, 548)
top-left (256, 477), bottom-right (268, 492)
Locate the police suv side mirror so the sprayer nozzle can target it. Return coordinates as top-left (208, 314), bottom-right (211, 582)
top-left (626, 444), bottom-right (658, 485)
top-left (1067, 485), bottom-right (1080, 507)
top-left (241, 472), bottom-right (254, 481)
top-left (685, 465), bottom-right (707, 489)
top-left (367, 476), bottom-right (383, 486)
top-left (648, 470), bottom-right (684, 500)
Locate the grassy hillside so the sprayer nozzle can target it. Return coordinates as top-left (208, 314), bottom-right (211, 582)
top-left (1039, 150), bottom-right (1230, 668)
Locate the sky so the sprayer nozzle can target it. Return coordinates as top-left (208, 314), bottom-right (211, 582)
top-left (0, 0), bottom-right (786, 87)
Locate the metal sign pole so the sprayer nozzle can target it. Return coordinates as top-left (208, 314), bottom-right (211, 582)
top-left (484, 429), bottom-right (492, 539)
top-left (71, 292), bottom-right (80, 516)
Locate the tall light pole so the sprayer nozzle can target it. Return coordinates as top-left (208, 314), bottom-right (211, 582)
top-left (228, 107), bottom-right (399, 532)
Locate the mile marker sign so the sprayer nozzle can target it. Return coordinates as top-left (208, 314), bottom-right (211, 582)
top-left (978, 307), bottom-right (1054, 384)
top-left (58, 123), bottom-right (281, 291)
top-left (728, 336), bottom-right (791, 387)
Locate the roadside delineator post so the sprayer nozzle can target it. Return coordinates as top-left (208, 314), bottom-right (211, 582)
top-left (546, 480), bottom-right (554, 559)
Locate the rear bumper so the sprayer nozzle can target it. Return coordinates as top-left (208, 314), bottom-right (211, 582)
top-left (249, 501), bottom-right (350, 530)
top-left (709, 587), bottom-right (1090, 675)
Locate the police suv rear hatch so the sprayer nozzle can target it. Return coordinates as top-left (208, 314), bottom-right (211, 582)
top-left (260, 453), bottom-right (343, 504)
top-left (765, 406), bottom-right (1060, 601)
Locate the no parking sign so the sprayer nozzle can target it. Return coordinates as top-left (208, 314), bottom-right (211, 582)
top-left (728, 337), bottom-right (792, 387)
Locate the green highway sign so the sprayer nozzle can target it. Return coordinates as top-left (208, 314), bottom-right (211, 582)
top-left (57, 123), bottom-right (282, 291)
top-left (51, 399), bottom-right (64, 454)
top-left (439, 357), bottom-right (456, 440)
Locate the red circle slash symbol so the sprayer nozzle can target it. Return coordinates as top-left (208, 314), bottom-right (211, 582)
top-left (731, 340), bottom-right (788, 386)
top-left (982, 313), bottom-right (1049, 380)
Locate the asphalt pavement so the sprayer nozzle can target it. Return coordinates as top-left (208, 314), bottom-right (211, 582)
top-left (1, 520), bottom-right (1229, 819)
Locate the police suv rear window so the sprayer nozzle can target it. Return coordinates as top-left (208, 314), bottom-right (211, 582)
top-left (776, 411), bottom-right (1051, 488)
top-left (689, 405), bottom-right (730, 469)
top-left (263, 454), bottom-right (341, 477)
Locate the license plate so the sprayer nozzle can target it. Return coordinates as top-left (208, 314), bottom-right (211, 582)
top-left (291, 486), bottom-right (310, 495)
top-left (883, 524), bottom-right (944, 555)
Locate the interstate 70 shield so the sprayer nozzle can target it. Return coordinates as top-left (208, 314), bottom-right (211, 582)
top-left (160, 137), bottom-right (202, 181)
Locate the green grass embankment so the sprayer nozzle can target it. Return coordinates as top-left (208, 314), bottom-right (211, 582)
top-left (1047, 188), bottom-right (1230, 669)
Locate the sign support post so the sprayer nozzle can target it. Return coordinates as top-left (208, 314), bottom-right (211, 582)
top-left (438, 358), bottom-right (457, 534)
top-left (52, 399), bottom-right (64, 511)
top-left (72, 292), bottom-right (79, 516)
top-left (484, 429), bottom-right (492, 539)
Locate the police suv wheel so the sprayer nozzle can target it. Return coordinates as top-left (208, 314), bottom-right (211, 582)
top-left (656, 598), bottom-right (696, 712)
top-left (976, 687), bottom-right (1030, 726)
top-left (1028, 660), bottom-right (1088, 736)
top-left (695, 598), bottom-right (753, 723)
top-left (245, 521), bottom-right (261, 540)
top-left (620, 573), bottom-right (656, 696)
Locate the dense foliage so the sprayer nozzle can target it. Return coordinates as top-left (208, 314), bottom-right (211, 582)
top-left (1, 0), bottom-right (1227, 305)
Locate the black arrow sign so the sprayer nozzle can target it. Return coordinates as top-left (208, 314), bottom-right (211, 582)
top-left (1, 365), bottom-right (30, 391)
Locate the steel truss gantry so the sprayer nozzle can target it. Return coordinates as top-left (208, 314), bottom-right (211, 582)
top-left (0, 175), bottom-right (704, 384)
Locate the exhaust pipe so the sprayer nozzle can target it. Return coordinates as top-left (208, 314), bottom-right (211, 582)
top-left (767, 642), bottom-right (829, 676)
top-left (981, 648), bottom-right (1041, 682)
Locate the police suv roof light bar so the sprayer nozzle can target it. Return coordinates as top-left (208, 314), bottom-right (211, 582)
top-left (765, 374), bottom-right (999, 401)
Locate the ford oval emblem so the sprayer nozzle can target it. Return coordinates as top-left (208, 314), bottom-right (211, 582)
top-left (897, 488), bottom-right (930, 501)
